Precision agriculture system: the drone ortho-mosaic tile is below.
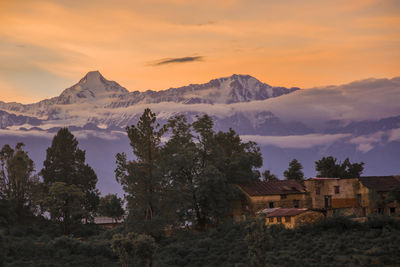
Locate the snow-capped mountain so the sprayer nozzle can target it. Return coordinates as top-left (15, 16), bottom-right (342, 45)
top-left (0, 71), bottom-right (298, 119)
top-left (0, 71), bottom-right (399, 195)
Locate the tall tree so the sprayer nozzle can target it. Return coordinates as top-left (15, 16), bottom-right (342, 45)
top-left (262, 170), bottom-right (279, 181)
top-left (283, 159), bottom-right (304, 182)
top-left (41, 128), bottom-right (99, 233)
top-left (99, 194), bottom-right (125, 223)
top-left (315, 156), bottom-right (364, 178)
top-left (162, 114), bottom-right (262, 229)
top-left (0, 143), bottom-right (39, 223)
top-left (115, 108), bottom-right (166, 236)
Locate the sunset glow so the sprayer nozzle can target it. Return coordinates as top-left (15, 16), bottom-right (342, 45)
top-left (1, 0), bottom-right (399, 103)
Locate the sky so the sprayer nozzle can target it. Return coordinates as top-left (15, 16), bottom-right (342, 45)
top-left (0, 0), bottom-right (399, 103)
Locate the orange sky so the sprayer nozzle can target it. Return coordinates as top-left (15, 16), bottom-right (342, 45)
top-left (0, 0), bottom-right (399, 103)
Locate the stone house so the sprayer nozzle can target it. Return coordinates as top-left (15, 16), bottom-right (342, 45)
top-left (304, 176), bottom-right (400, 217)
top-left (264, 208), bottom-right (323, 229)
top-left (235, 180), bottom-right (310, 221)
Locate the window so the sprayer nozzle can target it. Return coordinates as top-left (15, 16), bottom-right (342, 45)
top-left (378, 208), bottom-right (383, 214)
top-left (362, 207), bottom-right (366, 217)
top-left (390, 207), bottom-right (396, 216)
top-left (284, 216), bottom-right (291, 223)
top-left (316, 187), bottom-right (320, 195)
top-left (269, 202), bottom-right (274, 208)
top-left (277, 217), bottom-right (282, 223)
top-left (334, 186), bottom-right (340, 194)
top-left (324, 195), bottom-right (332, 209)
top-left (269, 217), bottom-right (274, 223)
top-left (293, 200), bottom-right (299, 208)
top-left (357, 194), bottom-right (362, 206)
top-left (280, 194), bottom-right (287, 199)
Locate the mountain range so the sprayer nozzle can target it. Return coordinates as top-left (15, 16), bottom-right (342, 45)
top-left (1, 71), bottom-right (399, 195)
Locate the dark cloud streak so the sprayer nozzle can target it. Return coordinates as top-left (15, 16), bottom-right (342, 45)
top-left (154, 56), bottom-right (204, 66)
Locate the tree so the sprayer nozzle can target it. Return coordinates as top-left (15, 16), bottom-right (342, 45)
top-left (99, 194), bottom-right (124, 223)
top-left (115, 108), bottom-right (166, 236)
top-left (162, 114), bottom-right (262, 229)
top-left (315, 156), bottom-right (364, 178)
top-left (283, 159), bottom-right (304, 182)
top-left (111, 232), bottom-right (156, 267)
top-left (262, 170), bottom-right (278, 181)
top-left (41, 128), bottom-right (99, 233)
top-left (0, 143), bottom-right (40, 223)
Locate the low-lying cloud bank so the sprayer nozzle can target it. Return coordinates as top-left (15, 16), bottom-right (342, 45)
top-left (241, 133), bottom-right (351, 149)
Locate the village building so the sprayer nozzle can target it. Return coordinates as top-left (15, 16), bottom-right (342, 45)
top-left (304, 176), bottom-right (400, 217)
top-left (263, 208), bottom-right (323, 229)
top-left (235, 180), bottom-right (310, 221)
top-left (304, 177), bottom-right (360, 216)
top-left (93, 216), bottom-right (124, 228)
top-left (358, 176), bottom-right (400, 216)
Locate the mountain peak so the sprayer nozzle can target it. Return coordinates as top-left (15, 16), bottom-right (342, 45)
top-left (79, 70), bottom-right (105, 86)
top-left (56, 71), bottom-right (129, 104)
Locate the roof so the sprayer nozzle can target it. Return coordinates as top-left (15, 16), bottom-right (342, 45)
top-left (256, 208), bottom-right (279, 215)
top-left (359, 176), bottom-right (400, 192)
top-left (238, 180), bottom-right (305, 196)
top-left (94, 216), bottom-right (124, 224)
top-left (307, 177), bottom-right (340, 180)
top-left (266, 208), bottom-right (308, 217)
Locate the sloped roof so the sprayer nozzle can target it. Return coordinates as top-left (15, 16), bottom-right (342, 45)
top-left (94, 216), bottom-right (124, 224)
top-left (359, 176), bottom-right (400, 192)
top-left (266, 208), bottom-right (308, 217)
top-left (238, 180), bottom-right (305, 196)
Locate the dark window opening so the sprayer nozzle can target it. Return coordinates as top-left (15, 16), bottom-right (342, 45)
top-left (362, 207), bottom-right (366, 217)
top-left (390, 207), bottom-right (396, 215)
top-left (280, 194), bottom-right (287, 199)
top-left (357, 194), bottom-right (362, 206)
top-left (277, 217), bottom-right (282, 223)
top-left (316, 187), bottom-right (320, 195)
top-left (378, 208), bottom-right (383, 214)
top-left (269, 217), bottom-right (274, 222)
top-left (284, 216), bottom-right (291, 223)
top-left (293, 200), bottom-right (299, 208)
top-left (269, 202), bottom-right (274, 208)
top-left (324, 195), bottom-right (332, 209)
top-left (334, 186), bottom-right (340, 194)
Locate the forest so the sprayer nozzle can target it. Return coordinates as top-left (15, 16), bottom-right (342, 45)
top-left (0, 108), bottom-right (399, 266)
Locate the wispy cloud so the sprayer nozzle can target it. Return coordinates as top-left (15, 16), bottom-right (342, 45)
top-left (153, 56), bottom-right (204, 66)
top-left (241, 133), bottom-right (351, 149)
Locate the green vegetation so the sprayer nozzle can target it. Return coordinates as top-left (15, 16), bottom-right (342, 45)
top-left (315, 156), bottom-right (364, 178)
top-left (0, 109), bottom-right (399, 266)
top-left (283, 159), bottom-right (304, 182)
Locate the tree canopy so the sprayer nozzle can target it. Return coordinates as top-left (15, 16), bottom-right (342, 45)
top-left (41, 128), bottom-right (99, 233)
top-left (283, 159), bottom-right (304, 182)
top-left (315, 156), bottom-right (364, 178)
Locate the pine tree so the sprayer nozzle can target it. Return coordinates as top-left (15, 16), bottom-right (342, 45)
top-left (115, 108), bottom-right (166, 236)
top-left (41, 128), bottom-right (99, 233)
top-left (262, 170), bottom-right (279, 181)
top-left (283, 159), bottom-right (304, 182)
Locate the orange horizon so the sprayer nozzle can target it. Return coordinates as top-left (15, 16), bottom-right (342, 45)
top-left (1, 0), bottom-right (399, 104)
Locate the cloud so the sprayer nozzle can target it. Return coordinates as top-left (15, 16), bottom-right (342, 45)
top-left (348, 131), bottom-right (385, 152)
top-left (388, 128), bottom-right (400, 142)
top-left (240, 133), bottom-right (351, 149)
top-left (153, 56), bottom-right (204, 66)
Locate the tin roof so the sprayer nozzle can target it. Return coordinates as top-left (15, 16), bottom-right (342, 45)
top-left (94, 216), bottom-right (124, 224)
top-left (266, 208), bottom-right (308, 217)
top-left (359, 176), bottom-right (400, 192)
top-left (238, 180), bottom-right (305, 196)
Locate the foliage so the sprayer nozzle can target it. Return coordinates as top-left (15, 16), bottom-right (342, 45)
top-left (0, 143), bottom-right (40, 223)
top-left (245, 217), bottom-right (271, 266)
top-left (315, 156), bottom-right (364, 178)
top-left (283, 159), bottom-right (304, 182)
top-left (111, 232), bottom-right (156, 267)
top-left (99, 194), bottom-right (125, 223)
top-left (116, 110), bottom-right (263, 233)
top-left (115, 108), bottom-right (167, 237)
top-left (262, 170), bottom-right (278, 181)
top-left (41, 128), bottom-right (100, 233)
